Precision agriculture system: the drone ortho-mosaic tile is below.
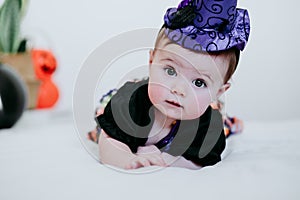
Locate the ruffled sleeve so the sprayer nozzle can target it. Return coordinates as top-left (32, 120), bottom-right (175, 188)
top-left (162, 106), bottom-right (226, 167)
top-left (183, 129), bottom-right (226, 167)
top-left (95, 80), bottom-right (152, 153)
top-left (182, 107), bottom-right (226, 167)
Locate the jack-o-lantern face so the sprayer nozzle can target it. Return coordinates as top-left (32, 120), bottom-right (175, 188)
top-left (32, 49), bottom-right (57, 80)
top-left (31, 49), bottom-right (59, 109)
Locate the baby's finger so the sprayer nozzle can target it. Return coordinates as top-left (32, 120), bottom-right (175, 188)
top-left (125, 162), bottom-right (136, 170)
top-left (126, 157), bottom-right (151, 169)
top-left (126, 160), bottom-right (142, 169)
top-left (137, 157), bottom-right (151, 167)
top-left (148, 155), bottom-right (166, 166)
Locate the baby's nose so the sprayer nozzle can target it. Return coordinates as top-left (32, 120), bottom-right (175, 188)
top-left (171, 84), bottom-right (186, 97)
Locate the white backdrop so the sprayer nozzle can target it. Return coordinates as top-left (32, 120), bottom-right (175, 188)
top-left (18, 0), bottom-right (300, 121)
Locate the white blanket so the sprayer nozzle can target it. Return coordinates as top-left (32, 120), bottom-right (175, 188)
top-left (0, 110), bottom-right (299, 200)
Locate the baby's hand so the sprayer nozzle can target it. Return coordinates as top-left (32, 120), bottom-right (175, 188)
top-left (125, 145), bottom-right (166, 169)
top-left (136, 145), bottom-right (161, 155)
top-left (125, 154), bottom-right (166, 169)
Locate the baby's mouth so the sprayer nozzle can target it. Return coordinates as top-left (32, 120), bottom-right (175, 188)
top-left (165, 100), bottom-right (183, 108)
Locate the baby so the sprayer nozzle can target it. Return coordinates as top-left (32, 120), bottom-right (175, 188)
top-left (95, 0), bottom-right (250, 170)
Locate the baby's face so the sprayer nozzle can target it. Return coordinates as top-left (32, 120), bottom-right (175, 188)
top-left (148, 39), bottom-right (230, 120)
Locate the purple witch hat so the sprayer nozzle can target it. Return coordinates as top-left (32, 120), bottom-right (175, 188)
top-left (163, 0), bottom-right (250, 52)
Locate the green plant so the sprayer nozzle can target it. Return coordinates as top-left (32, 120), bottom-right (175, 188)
top-left (0, 0), bottom-right (28, 53)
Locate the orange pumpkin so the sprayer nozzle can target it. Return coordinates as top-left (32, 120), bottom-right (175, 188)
top-left (32, 49), bottom-right (59, 109)
top-left (36, 80), bottom-right (59, 109)
top-left (32, 49), bottom-right (57, 80)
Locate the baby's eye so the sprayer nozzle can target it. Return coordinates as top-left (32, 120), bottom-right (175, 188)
top-left (192, 79), bottom-right (207, 88)
top-left (164, 66), bottom-right (177, 77)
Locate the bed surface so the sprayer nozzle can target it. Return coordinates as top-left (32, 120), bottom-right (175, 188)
top-left (0, 110), bottom-right (299, 200)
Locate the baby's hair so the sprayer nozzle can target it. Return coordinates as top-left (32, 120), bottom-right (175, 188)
top-left (154, 26), bottom-right (240, 84)
top-left (209, 48), bottom-right (240, 83)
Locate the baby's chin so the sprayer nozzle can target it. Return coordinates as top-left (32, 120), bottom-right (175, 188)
top-left (153, 104), bottom-right (205, 121)
top-left (177, 113), bottom-right (204, 121)
top-left (171, 108), bottom-right (209, 121)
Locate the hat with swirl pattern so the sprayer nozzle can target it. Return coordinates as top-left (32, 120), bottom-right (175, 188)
top-left (163, 0), bottom-right (250, 52)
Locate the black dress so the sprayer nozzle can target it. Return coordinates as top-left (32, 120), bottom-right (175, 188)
top-left (96, 79), bottom-right (226, 167)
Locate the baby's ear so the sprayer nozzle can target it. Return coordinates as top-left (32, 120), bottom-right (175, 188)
top-left (216, 83), bottom-right (231, 99)
top-left (149, 49), bottom-right (154, 64)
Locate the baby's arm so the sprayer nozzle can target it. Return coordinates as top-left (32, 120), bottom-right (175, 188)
top-left (137, 146), bottom-right (201, 170)
top-left (98, 131), bottom-right (166, 169)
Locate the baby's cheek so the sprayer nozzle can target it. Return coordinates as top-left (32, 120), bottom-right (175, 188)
top-left (148, 84), bottom-right (165, 104)
top-left (188, 91), bottom-right (212, 118)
